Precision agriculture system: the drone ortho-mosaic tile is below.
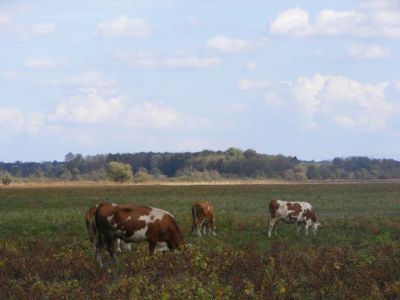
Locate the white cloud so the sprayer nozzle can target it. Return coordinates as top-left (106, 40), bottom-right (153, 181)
top-left (244, 62), bottom-right (257, 71)
top-left (71, 71), bottom-right (116, 92)
top-left (270, 8), bottom-right (311, 36)
top-left (207, 36), bottom-right (255, 53)
top-left (50, 71), bottom-right (208, 131)
top-left (293, 73), bottom-right (396, 130)
top-left (269, 5), bottom-right (400, 38)
top-left (2, 70), bottom-right (20, 80)
top-left (0, 14), bottom-right (12, 25)
top-left (163, 56), bottom-right (220, 69)
top-left (348, 43), bottom-right (390, 59)
top-left (315, 10), bottom-right (365, 36)
top-left (115, 51), bottom-right (221, 69)
top-left (361, 0), bottom-right (400, 11)
top-left (224, 103), bottom-right (248, 113)
top-left (97, 16), bottom-right (153, 38)
top-left (124, 102), bottom-right (208, 130)
top-left (31, 22), bottom-right (57, 35)
top-left (52, 90), bottom-right (125, 124)
top-left (238, 78), bottom-right (269, 91)
top-left (0, 106), bottom-right (45, 136)
top-left (26, 58), bottom-right (61, 70)
top-left (264, 91), bottom-right (284, 107)
top-left (333, 115), bottom-right (356, 128)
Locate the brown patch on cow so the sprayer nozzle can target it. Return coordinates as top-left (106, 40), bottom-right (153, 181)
top-left (286, 202), bottom-right (302, 220)
top-left (303, 208), bottom-right (317, 222)
top-left (269, 200), bottom-right (280, 218)
top-left (104, 205), bottom-right (151, 237)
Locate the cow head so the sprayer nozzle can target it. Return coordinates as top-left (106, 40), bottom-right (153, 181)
top-left (312, 221), bottom-right (322, 232)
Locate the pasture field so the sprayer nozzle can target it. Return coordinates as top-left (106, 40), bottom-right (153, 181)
top-left (0, 183), bottom-right (399, 299)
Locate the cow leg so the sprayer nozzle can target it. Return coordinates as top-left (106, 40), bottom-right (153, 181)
top-left (197, 221), bottom-right (203, 237)
top-left (304, 222), bottom-right (311, 235)
top-left (115, 239), bottom-right (122, 252)
top-left (203, 222), bottom-right (207, 236)
top-left (106, 238), bottom-right (118, 264)
top-left (166, 240), bottom-right (176, 252)
top-left (148, 240), bottom-right (157, 255)
top-left (211, 218), bottom-right (216, 236)
top-left (205, 222), bottom-right (212, 236)
top-left (268, 218), bottom-right (279, 238)
top-left (297, 222), bottom-right (303, 234)
top-left (95, 234), bottom-right (105, 267)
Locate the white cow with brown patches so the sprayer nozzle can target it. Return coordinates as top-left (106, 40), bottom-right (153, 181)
top-left (268, 199), bottom-right (321, 237)
top-left (95, 203), bottom-right (185, 267)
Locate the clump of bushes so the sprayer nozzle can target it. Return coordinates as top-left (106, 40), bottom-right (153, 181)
top-left (1, 176), bottom-right (11, 185)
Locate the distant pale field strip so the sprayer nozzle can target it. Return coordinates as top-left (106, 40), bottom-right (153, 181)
top-left (2, 179), bottom-right (400, 188)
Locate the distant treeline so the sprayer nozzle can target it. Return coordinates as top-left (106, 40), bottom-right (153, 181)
top-left (1, 148), bottom-right (400, 181)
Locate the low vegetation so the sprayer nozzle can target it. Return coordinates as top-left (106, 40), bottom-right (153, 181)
top-left (0, 183), bottom-right (399, 299)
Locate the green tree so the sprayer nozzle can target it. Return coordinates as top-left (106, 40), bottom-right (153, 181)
top-left (306, 165), bottom-right (321, 179)
top-left (107, 161), bottom-right (133, 182)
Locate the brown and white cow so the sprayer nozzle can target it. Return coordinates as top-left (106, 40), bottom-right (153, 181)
top-left (95, 203), bottom-right (185, 267)
top-left (268, 199), bottom-right (321, 237)
top-left (191, 200), bottom-right (216, 237)
top-left (85, 203), bottom-right (132, 252)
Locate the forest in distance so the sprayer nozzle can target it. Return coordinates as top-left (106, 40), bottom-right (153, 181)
top-left (1, 148), bottom-right (400, 183)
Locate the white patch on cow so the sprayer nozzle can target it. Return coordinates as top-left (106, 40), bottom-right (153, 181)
top-left (207, 205), bottom-right (210, 210)
top-left (149, 207), bottom-right (173, 219)
top-left (107, 214), bottom-right (114, 223)
top-left (126, 216), bottom-right (131, 221)
top-left (111, 203), bottom-right (118, 206)
top-left (128, 226), bottom-right (148, 242)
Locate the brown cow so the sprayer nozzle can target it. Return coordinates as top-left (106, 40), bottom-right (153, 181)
top-left (191, 200), bottom-right (216, 237)
top-left (268, 199), bottom-right (321, 237)
top-left (85, 203), bottom-right (132, 252)
top-left (95, 203), bottom-right (185, 267)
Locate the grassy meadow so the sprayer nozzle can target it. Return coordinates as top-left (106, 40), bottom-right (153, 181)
top-left (1, 183), bottom-right (399, 299)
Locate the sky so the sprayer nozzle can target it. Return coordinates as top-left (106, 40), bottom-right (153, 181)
top-left (1, 0), bottom-right (400, 162)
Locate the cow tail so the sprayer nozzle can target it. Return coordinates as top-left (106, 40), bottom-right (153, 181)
top-left (94, 205), bottom-right (103, 245)
top-left (191, 204), bottom-right (197, 232)
top-left (269, 200), bottom-right (279, 218)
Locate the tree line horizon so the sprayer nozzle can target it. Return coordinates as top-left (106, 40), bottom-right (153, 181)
top-left (1, 148), bottom-right (400, 182)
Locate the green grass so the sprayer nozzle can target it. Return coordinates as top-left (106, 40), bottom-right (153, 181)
top-left (1, 183), bottom-right (398, 244)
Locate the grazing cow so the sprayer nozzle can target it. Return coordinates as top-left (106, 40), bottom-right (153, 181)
top-left (191, 200), bottom-right (216, 237)
top-left (85, 203), bottom-right (132, 252)
top-left (268, 199), bottom-right (321, 237)
top-left (95, 203), bottom-right (185, 267)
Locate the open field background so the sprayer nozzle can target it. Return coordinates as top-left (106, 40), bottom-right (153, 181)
top-left (1, 183), bottom-right (400, 299)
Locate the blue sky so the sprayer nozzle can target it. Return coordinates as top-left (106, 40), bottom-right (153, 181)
top-left (1, 0), bottom-right (400, 162)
